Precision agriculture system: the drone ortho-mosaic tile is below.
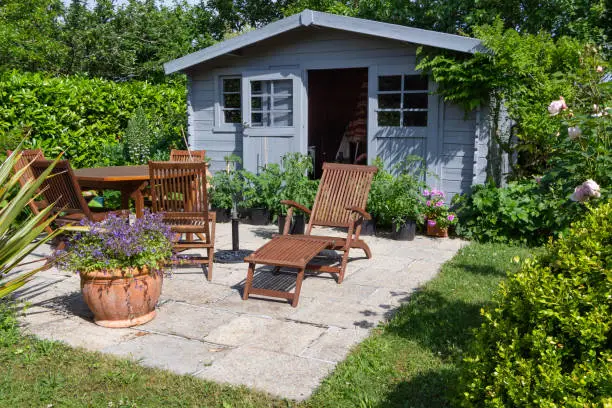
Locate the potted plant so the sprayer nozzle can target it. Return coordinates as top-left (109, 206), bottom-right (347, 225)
top-left (55, 212), bottom-right (174, 328)
top-left (365, 157), bottom-right (394, 236)
top-left (423, 189), bottom-right (458, 237)
top-left (243, 164), bottom-right (283, 225)
top-left (278, 153), bottom-right (318, 234)
top-left (388, 173), bottom-right (425, 241)
top-left (209, 155), bottom-right (245, 222)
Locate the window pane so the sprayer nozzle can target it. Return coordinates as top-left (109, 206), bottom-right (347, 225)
top-left (223, 78), bottom-right (240, 93)
top-left (403, 111), bottom-right (427, 127)
top-left (378, 76), bottom-right (401, 91)
top-left (224, 110), bottom-right (241, 124)
top-left (378, 111), bottom-right (400, 126)
top-left (273, 95), bottom-right (292, 110)
top-left (251, 81), bottom-right (269, 95)
top-left (273, 80), bottom-right (292, 95)
top-left (403, 93), bottom-right (428, 109)
top-left (378, 94), bottom-right (401, 109)
top-left (224, 93), bottom-right (241, 109)
top-left (251, 96), bottom-right (271, 110)
top-left (404, 75), bottom-right (428, 91)
top-left (272, 112), bottom-right (293, 126)
top-left (251, 112), bottom-right (270, 127)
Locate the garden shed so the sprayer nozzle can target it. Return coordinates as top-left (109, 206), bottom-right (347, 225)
top-left (164, 9), bottom-right (489, 198)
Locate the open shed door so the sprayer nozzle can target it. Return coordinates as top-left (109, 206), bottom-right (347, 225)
top-left (241, 70), bottom-right (303, 173)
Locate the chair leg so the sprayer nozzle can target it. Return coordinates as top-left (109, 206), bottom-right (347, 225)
top-left (292, 268), bottom-right (305, 307)
top-left (337, 249), bottom-right (350, 284)
top-left (353, 240), bottom-right (372, 259)
top-left (206, 247), bottom-right (214, 281)
top-left (243, 262), bottom-right (255, 300)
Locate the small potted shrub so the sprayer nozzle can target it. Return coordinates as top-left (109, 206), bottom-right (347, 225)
top-left (423, 189), bottom-right (458, 237)
top-left (243, 164), bottom-right (283, 225)
top-left (55, 212), bottom-right (173, 328)
top-left (278, 153), bottom-right (318, 234)
top-left (209, 155), bottom-right (244, 222)
top-left (388, 173), bottom-right (425, 240)
top-left (365, 157), bottom-right (394, 235)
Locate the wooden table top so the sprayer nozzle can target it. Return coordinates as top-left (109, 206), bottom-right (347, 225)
top-left (74, 165), bottom-right (149, 182)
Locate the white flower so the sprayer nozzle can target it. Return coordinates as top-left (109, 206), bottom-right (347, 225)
top-left (548, 96), bottom-right (567, 116)
top-left (596, 66), bottom-right (604, 73)
top-left (567, 126), bottom-right (582, 140)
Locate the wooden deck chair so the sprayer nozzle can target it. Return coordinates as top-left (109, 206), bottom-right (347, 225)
top-left (149, 161), bottom-right (216, 280)
top-left (8, 149), bottom-right (53, 234)
top-left (30, 159), bottom-right (119, 225)
top-left (280, 162), bottom-right (377, 283)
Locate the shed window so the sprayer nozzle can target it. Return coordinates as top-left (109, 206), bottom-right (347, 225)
top-left (250, 80), bottom-right (293, 127)
top-left (221, 77), bottom-right (241, 124)
top-left (377, 75), bottom-right (428, 127)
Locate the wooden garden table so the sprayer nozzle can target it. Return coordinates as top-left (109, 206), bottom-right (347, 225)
top-left (74, 165), bottom-right (149, 218)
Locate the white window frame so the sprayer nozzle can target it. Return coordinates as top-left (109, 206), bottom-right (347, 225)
top-left (242, 71), bottom-right (300, 137)
top-left (219, 75), bottom-right (242, 127)
top-left (376, 74), bottom-right (429, 128)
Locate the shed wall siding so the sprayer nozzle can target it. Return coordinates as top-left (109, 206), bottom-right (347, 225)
top-left (186, 26), bottom-right (481, 196)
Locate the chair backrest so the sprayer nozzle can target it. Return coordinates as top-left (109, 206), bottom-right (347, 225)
top-left (8, 149), bottom-right (46, 187)
top-left (30, 159), bottom-right (92, 218)
top-left (169, 149), bottom-right (206, 162)
top-left (308, 163), bottom-right (377, 232)
top-left (149, 161), bottom-right (210, 216)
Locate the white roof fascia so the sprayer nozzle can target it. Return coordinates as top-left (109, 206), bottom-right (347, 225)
top-left (164, 9), bottom-right (482, 74)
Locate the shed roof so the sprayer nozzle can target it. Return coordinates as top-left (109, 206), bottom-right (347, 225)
top-left (164, 9), bottom-right (483, 74)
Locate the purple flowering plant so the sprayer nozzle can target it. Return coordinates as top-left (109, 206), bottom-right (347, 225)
top-left (55, 211), bottom-right (174, 276)
top-left (423, 189), bottom-right (458, 229)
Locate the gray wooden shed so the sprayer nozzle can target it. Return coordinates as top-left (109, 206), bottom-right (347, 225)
top-left (164, 9), bottom-right (489, 198)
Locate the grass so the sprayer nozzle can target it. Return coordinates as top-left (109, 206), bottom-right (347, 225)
top-left (0, 242), bottom-right (536, 407)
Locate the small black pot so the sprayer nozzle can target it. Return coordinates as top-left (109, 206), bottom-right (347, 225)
top-left (211, 207), bottom-right (231, 223)
top-left (393, 220), bottom-right (416, 241)
top-left (360, 218), bottom-right (377, 236)
top-left (250, 208), bottom-right (270, 225)
top-left (278, 214), bottom-right (306, 234)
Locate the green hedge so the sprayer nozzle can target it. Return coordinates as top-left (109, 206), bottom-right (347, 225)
top-left (0, 71), bottom-right (186, 167)
top-left (460, 200), bottom-right (612, 407)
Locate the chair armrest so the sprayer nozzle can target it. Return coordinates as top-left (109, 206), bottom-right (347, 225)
top-left (280, 200), bottom-right (311, 215)
top-left (346, 206), bottom-right (371, 221)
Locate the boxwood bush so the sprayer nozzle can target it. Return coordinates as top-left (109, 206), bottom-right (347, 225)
top-left (0, 70), bottom-right (186, 167)
top-left (459, 200), bottom-right (612, 407)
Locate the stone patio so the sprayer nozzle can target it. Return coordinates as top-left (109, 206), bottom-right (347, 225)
top-left (13, 223), bottom-right (466, 401)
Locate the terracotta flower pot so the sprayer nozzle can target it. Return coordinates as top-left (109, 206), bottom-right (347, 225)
top-left (426, 222), bottom-right (448, 238)
top-left (80, 266), bottom-right (163, 328)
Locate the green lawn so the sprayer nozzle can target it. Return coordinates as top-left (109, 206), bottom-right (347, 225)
top-left (0, 242), bottom-right (535, 407)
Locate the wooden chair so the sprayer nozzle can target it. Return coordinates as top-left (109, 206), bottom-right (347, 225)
top-left (280, 162), bottom-right (377, 283)
top-left (30, 159), bottom-right (117, 226)
top-left (169, 149), bottom-right (206, 162)
top-left (8, 149), bottom-right (53, 234)
top-left (149, 161), bottom-right (216, 280)
top-left (242, 163), bottom-right (376, 307)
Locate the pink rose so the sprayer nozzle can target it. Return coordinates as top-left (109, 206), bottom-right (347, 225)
top-left (427, 219), bottom-right (436, 227)
top-left (426, 200), bottom-right (431, 206)
top-left (435, 201), bottom-right (444, 207)
top-left (548, 96), bottom-right (567, 116)
top-left (423, 189), bottom-right (430, 196)
top-left (447, 214), bottom-right (455, 222)
top-left (571, 179), bottom-right (601, 202)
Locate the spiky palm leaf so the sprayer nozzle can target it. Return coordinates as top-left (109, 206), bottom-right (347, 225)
top-left (0, 148), bottom-right (61, 298)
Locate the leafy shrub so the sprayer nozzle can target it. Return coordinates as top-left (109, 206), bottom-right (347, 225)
top-left (0, 71), bottom-right (186, 168)
top-left (279, 153), bottom-right (319, 214)
top-left (208, 155), bottom-right (246, 211)
top-left (459, 200), bottom-right (612, 407)
top-left (242, 164), bottom-right (283, 215)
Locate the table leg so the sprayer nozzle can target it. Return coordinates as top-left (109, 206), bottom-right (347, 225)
top-left (120, 190), bottom-right (131, 213)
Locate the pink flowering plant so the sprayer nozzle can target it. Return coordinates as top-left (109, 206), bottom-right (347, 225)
top-left (55, 211), bottom-right (174, 276)
top-left (423, 189), bottom-right (458, 229)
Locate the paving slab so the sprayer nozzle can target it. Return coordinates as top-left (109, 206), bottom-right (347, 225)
top-left (14, 223), bottom-right (467, 401)
top-left (196, 346), bottom-right (335, 401)
top-left (104, 333), bottom-right (231, 375)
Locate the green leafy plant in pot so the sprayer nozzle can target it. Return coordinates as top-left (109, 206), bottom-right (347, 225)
top-left (54, 212), bottom-right (173, 328)
top-left (243, 163), bottom-right (282, 225)
top-left (278, 153), bottom-right (318, 234)
top-left (209, 155), bottom-right (245, 222)
top-left (388, 173), bottom-right (426, 240)
top-left (365, 157), bottom-right (394, 235)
